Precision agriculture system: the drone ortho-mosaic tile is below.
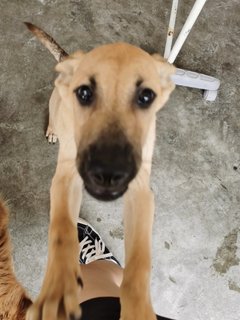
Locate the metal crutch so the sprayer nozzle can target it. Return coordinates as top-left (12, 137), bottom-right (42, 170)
top-left (164, 0), bottom-right (220, 101)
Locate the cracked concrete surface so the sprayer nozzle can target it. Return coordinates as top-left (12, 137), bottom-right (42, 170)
top-left (0, 0), bottom-right (240, 319)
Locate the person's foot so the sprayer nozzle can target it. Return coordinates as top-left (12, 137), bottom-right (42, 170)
top-left (77, 218), bottom-right (120, 266)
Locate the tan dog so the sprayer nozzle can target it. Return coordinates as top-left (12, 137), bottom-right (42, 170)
top-left (0, 23), bottom-right (175, 319)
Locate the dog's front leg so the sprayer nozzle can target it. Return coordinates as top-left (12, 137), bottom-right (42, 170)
top-left (120, 118), bottom-right (157, 320)
top-left (27, 160), bottom-right (83, 320)
top-left (120, 168), bottom-right (156, 320)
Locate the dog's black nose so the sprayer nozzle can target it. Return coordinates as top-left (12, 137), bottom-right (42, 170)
top-left (88, 167), bottom-right (129, 188)
top-left (79, 142), bottom-right (139, 201)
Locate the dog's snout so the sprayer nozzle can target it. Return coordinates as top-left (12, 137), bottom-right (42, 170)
top-left (88, 167), bottom-right (130, 188)
top-left (79, 142), bottom-right (139, 201)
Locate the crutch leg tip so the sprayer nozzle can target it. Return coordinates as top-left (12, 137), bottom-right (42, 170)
top-left (203, 89), bottom-right (218, 101)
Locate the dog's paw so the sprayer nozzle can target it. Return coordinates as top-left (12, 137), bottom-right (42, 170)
top-left (120, 299), bottom-right (157, 320)
top-left (26, 233), bottom-right (82, 320)
top-left (120, 307), bottom-right (157, 320)
top-left (121, 314), bottom-right (156, 320)
top-left (46, 126), bottom-right (58, 144)
top-left (26, 264), bottom-right (82, 320)
top-left (120, 275), bottom-right (157, 320)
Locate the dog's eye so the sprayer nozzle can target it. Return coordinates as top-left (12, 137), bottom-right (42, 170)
top-left (75, 85), bottom-right (94, 106)
top-left (136, 88), bottom-right (156, 109)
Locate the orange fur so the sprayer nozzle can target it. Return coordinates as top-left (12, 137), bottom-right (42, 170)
top-left (0, 199), bottom-right (32, 320)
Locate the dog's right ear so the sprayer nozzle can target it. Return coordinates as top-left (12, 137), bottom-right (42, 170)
top-left (151, 54), bottom-right (176, 88)
top-left (55, 50), bottom-right (85, 90)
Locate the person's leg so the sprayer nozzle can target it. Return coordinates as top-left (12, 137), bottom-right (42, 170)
top-left (79, 260), bottom-right (123, 304)
top-left (77, 219), bottom-right (175, 320)
top-left (77, 218), bottom-right (123, 304)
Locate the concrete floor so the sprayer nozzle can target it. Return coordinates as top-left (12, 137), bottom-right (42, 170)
top-left (0, 0), bottom-right (239, 319)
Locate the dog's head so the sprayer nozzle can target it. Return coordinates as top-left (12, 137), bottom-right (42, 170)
top-left (55, 43), bottom-right (175, 201)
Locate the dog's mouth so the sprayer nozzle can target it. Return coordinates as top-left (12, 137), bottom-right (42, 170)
top-left (84, 184), bottom-right (128, 201)
top-left (78, 139), bottom-right (141, 201)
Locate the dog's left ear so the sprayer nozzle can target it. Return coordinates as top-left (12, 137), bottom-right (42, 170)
top-left (55, 50), bottom-right (85, 91)
top-left (151, 53), bottom-right (175, 90)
